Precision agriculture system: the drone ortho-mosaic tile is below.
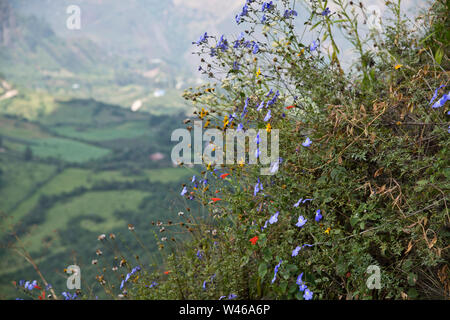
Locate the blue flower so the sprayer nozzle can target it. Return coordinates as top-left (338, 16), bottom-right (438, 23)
top-left (266, 89), bottom-right (273, 97)
top-left (254, 178), bottom-right (263, 196)
top-left (149, 281), bottom-right (158, 288)
top-left (270, 160), bottom-right (279, 174)
top-left (252, 42), bottom-right (260, 54)
top-left (284, 9), bottom-right (298, 18)
top-left (299, 283), bottom-right (308, 292)
top-left (429, 85), bottom-right (446, 105)
top-left (62, 292), bottom-right (77, 300)
top-left (237, 123), bottom-right (244, 132)
top-left (262, 1), bottom-right (273, 12)
top-left (181, 186), bottom-right (188, 196)
top-left (321, 7), bottom-right (331, 16)
top-left (431, 92), bottom-right (449, 109)
top-left (261, 14), bottom-right (267, 23)
top-left (292, 246), bottom-right (301, 257)
top-left (217, 35), bottom-right (229, 51)
top-left (293, 198), bottom-right (313, 207)
top-left (302, 137), bottom-right (312, 147)
top-left (271, 260), bottom-right (282, 284)
top-left (233, 61), bottom-right (240, 70)
top-left (268, 211), bottom-right (279, 224)
top-left (315, 209), bottom-right (323, 222)
top-left (195, 32), bottom-right (208, 45)
top-left (296, 273), bottom-right (304, 286)
top-left (254, 133), bottom-right (261, 146)
top-left (295, 215), bottom-right (307, 228)
top-left (242, 97), bottom-right (249, 118)
top-left (310, 40), bottom-right (319, 52)
top-left (192, 175), bottom-right (196, 183)
top-left (303, 288), bottom-right (313, 300)
top-left (228, 293), bottom-right (238, 299)
top-left (264, 110), bottom-right (271, 122)
top-left (257, 101), bottom-right (264, 111)
top-left (196, 250), bottom-right (204, 259)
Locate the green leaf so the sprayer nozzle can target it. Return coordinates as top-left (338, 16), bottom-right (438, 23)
top-left (435, 47), bottom-right (444, 65)
top-left (407, 288), bottom-right (419, 298)
top-left (258, 262), bottom-right (268, 279)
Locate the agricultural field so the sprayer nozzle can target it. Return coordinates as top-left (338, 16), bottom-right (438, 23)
top-left (0, 97), bottom-right (193, 299)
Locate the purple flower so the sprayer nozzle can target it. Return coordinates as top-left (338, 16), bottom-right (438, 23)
top-left (181, 186), bottom-right (188, 196)
top-left (315, 209), bottom-right (323, 222)
top-left (302, 137), bottom-right (312, 147)
top-left (268, 211), bottom-right (279, 224)
top-left (228, 294), bottom-right (238, 299)
top-left (252, 42), bottom-right (260, 54)
top-left (195, 32), bottom-right (208, 45)
top-left (237, 123), bottom-right (244, 132)
top-left (264, 110), bottom-right (271, 122)
top-left (293, 198), bottom-right (313, 207)
top-left (192, 175), bottom-right (196, 183)
top-left (321, 7), bottom-right (331, 16)
top-left (257, 101), bottom-right (264, 111)
top-left (431, 92), bottom-right (450, 109)
top-left (217, 35), bottom-right (229, 51)
top-left (270, 160), bottom-right (279, 174)
top-left (256, 147), bottom-right (261, 159)
top-left (271, 259), bottom-right (282, 284)
top-left (295, 215), bottom-right (307, 228)
top-left (310, 40), bottom-right (319, 52)
top-left (296, 273), bottom-right (304, 286)
top-left (299, 283), bottom-right (308, 292)
top-left (429, 85), bottom-right (446, 105)
top-left (284, 9), bottom-right (298, 18)
top-left (292, 246), bottom-right (301, 257)
top-left (303, 288), bottom-right (313, 300)
top-left (254, 178), bottom-right (263, 196)
top-left (196, 250), bottom-right (203, 259)
top-left (262, 1), bottom-right (273, 12)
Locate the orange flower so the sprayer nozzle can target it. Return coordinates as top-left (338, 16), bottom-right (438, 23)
top-left (250, 236), bottom-right (259, 245)
top-left (220, 173), bottom-right (230, 179)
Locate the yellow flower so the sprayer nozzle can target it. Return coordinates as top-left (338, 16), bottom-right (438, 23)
top-left (297, 48), bottom-right (305, 56)
top-left (394, 64), bottom-right (403, 70)
top-left (256, 68), bottom-right (261, 78)
top-left (204, 120), bottom-right (210, 128)
top-left (238, 157), bottom-right (245, 167)
top-left (324, 227), bottom-right (331, 234)
top-left (266, 122), bottom-right (272, 133)
top-left (199, 108), bottom-right (207, 119)
top-left (223, 115), bottom-right (229, 128)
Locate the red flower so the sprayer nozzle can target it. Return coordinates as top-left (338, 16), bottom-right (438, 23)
top-left (220, 173), bottom-right (230, 179)
top-left (250, 236), bottom-right (259, 245)
top-left (286, 105), bottom-right (295, 109)
top-left (211, 198), bottom-right (222, 203)
top-left (164, 271), bottom-right (171, 275)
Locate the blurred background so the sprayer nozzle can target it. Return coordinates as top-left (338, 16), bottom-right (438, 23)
top-left (0, 0), bottom-right (244, 299)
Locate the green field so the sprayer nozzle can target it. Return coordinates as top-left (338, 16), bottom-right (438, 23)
top-left (29, 138), bottom-right (111, 163)
top-left (50, 121), bottom-right (152, 142)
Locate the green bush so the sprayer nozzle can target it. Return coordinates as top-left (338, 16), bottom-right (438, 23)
top-left (106, 0), bottom-right (450, 300)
